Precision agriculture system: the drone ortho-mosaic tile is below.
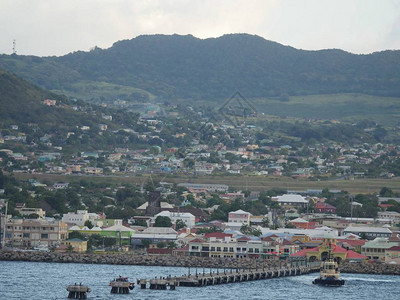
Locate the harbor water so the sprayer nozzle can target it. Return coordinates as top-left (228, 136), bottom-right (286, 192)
top-left (1, 261), bottom-right (400, 299)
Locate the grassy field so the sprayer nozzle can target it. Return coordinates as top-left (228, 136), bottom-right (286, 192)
top-left (52, 80), bottom-right (155, 102)
top-left (252, 93), bottom-right (400, 126)
top-left (12, 173), bottom-right (400, 194)
top-left (189, 93), bottom-right (400, 126)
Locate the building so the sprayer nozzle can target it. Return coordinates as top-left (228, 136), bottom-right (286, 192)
top-left (291, 238), bottom-right (367, 263)
top-left (187, 235), bottom-right (299, 259)
top-left (53, 182), bottom-right (70, 189)
top-left (153, 211), bottom-right (195, 228)
top-left (361, 238), bottom-right (399, 262)
top-left (343, 226), bottom-right (392, 240)
top-left (289, 218), bottom-right (309, 229)
top-left (16, 207), bottom-right (46, 219)
top-left (228, 210), bottom-right (252, 226)
top-left (130, 227), bottom-right (177, 249)
top-left (145, 191), bottom-right (162, 216)
top-left (4, 219), bottom-right (68, 248)
top-left (378, 211), bottom-right (400, 225)
top-left (272, 194), bottom-right (308, 207)
top-left (63, 238), bottom-right (88, 252)
top-left (315, 202), bottom-right (336, 214)
top-left (385, 246), bottom-right (400, 264)
top-left (62, 210), bottom-right (99, 226)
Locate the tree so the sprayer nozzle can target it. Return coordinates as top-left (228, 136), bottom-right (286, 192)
top-left (141, 239), bottom-right (152, 248)
top-left (27, 213), bottom-right (40, 219)
top-left (66, 244), bottom-right (74, 252)
top-left (167, 241), bottom-right (177, 249)
top-left (68, 230), bottom-right (86, 240)
top-left (261, 217), bottom-right (270, 227)
top-left (156, 241), bottom-right (166, 248)
top-left (379, 187), bottom-right (393, 197)
top-left (153, 216), bottom-right (172, 227)
top-left (175, 219), bottom-right (186, 231)
top-left (84, 220), bottom-right (94, 229)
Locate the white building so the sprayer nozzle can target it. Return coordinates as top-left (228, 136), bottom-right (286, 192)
top-left (272, 194), bottom-right (308, 207)
top-left (16, 207), bottom-right (46, 219)
top-left (228, 209), bottom-right (252, 226)
top-left (62, 210), bottom-right (99, 226)
top-left (378, 211), bottom-right (400, 224)
top-left (343, 226), bottom-right (392, 239)
top-left (154, 211), bottom-right (196, 228)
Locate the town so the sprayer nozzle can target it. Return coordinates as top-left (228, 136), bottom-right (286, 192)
top-left (1, 96), bottom-right (400, 267)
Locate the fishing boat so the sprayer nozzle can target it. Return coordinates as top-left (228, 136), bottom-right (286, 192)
top-left (312, 244), bottom-right (345, 286)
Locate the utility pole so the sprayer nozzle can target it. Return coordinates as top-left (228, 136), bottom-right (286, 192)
top-left (2, 201), bottom-right (8, 249)
top-left (12, 39), bottom-right (17, 55)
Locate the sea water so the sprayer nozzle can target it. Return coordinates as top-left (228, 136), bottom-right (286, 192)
top-left (1, 261), bottom-right (399, 300)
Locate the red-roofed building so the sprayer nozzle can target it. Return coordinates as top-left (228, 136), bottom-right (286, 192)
top-left (291, 240), bottom-right (367, 263)
top-left (385, 246), bottom-right (400, 264)
top-left (279, 239), bottom-right (300, 256)
top-left (379, 204), bottom-right (394, 210)
top-left (172, 244), bottom-right (189, 256)
top-left (337, 239), bottom-right (366, 253)
top-left (204, 232), bottom-right (233, 240)
top-left (315, 202), bottom-right (336, 214)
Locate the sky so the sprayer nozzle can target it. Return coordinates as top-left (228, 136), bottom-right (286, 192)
top-left (1, 0), bottom-right (399, 57)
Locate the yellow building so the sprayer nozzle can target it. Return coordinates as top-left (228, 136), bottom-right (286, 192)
top-left (64, 238), bottom-right (87, 252)
top-left (291, 238), bottom-right (366, 263)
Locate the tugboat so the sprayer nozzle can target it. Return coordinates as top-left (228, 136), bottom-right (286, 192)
top-left (312, 243), bottom-right (345, 286)
top-left (109, 276), bottom-right (135, 294)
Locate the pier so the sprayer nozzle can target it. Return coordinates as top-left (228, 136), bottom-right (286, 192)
top-left (66, 284), bottom-right (91, 299)
top-left (139, 262), bottom-right (320, 289)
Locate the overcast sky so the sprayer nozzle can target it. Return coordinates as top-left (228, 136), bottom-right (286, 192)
top-left (1, 0), bottom-right (399, 57)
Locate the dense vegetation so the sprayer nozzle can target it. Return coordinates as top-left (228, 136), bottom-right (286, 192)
top-left (1, 34), bottom-right (399, 102)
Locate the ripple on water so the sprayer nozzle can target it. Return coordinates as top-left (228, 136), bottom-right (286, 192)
top-left (1, 261), bottom-right (400, 300)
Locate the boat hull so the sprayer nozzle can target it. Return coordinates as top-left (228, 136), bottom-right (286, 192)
top-left (312, 277), bottom-right (345, 286)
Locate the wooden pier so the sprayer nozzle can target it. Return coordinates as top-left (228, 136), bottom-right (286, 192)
top-left (139, 263), bottom-right (319, 289)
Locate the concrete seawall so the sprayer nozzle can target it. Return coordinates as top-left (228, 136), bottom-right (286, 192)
top-left (1, 250), bottom-right (400, 275)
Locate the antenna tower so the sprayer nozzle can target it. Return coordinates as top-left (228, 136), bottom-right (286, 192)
top-left (12, 39), bottom-right (17, 55)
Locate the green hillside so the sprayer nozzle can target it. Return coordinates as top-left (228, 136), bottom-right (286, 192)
top-left (0, 34), bottom-right (399, 102)
top-left (0, 68), bottom-right (104, 130)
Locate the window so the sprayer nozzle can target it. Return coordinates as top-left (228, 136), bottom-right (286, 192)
top-left (248, 248), bottom-right (253, 253)
top-left (223, 247), bottom-right (228, 252)
top-left (23, 233), bottom-right (30, 238)
top-left (41, 234), bottom-right (49, 239)
top-left (217, 247), bottom-right (221, 252)
top-left (191, 246), bottom-right (199, 250)
top-left (229, 247), bottom-right (234, 252)
top-left (255, 248), bottom-right (259, 253)
top-left (211, 247), bottom-right (215, 251)
top-left (236, 248), bottom-right (241, 252)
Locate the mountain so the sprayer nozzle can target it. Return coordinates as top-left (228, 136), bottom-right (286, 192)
top-left (1, 34), bottom-right (400, 101)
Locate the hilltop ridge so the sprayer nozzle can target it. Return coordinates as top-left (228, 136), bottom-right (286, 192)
top-left (0, 33), bottom-right (399, 101)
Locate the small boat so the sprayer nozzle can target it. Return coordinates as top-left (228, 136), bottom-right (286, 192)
top-left (109, 276), bottom-right (135, 294)
top-left (312, 244), bottom-right (345, 286)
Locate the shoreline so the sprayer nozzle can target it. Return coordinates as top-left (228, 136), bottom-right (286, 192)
top-left (1, 250), bottom-right (400, 275)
